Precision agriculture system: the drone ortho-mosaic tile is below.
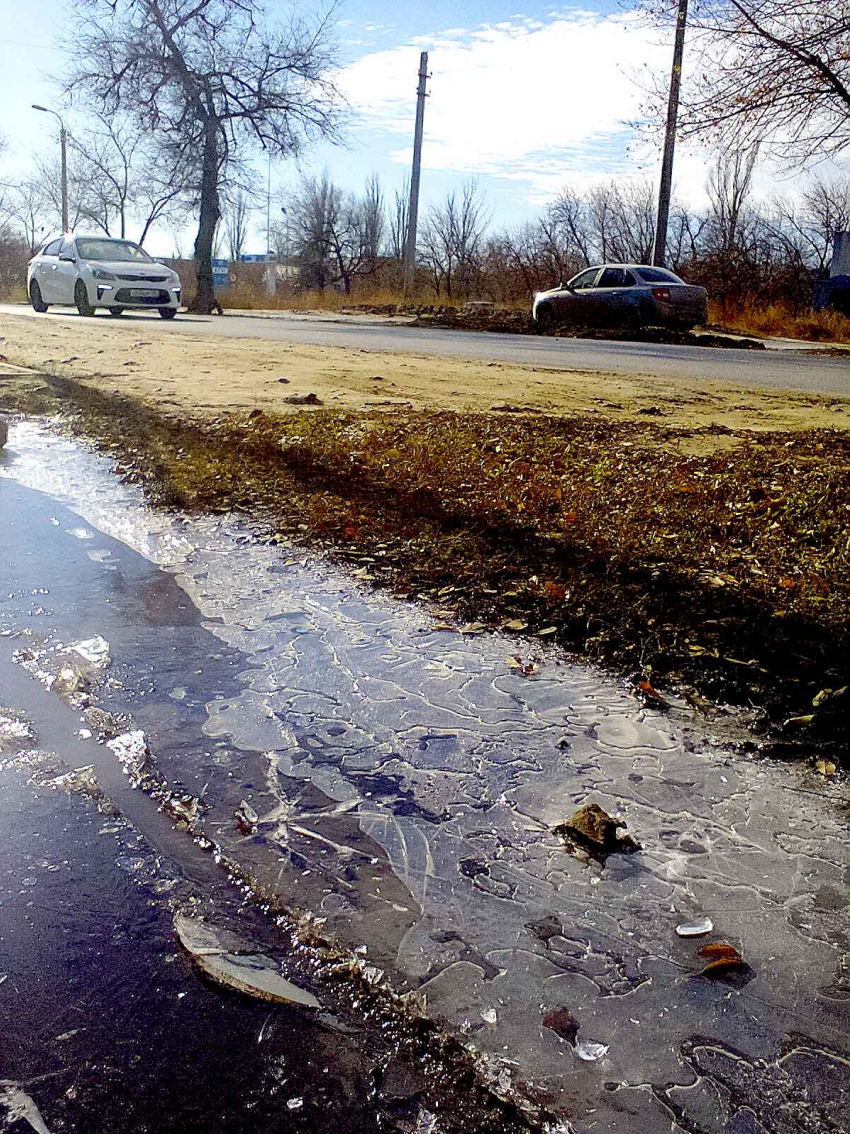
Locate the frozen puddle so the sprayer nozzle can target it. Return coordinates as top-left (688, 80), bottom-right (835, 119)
top-left (2, 420), bottom-right (848, 1133)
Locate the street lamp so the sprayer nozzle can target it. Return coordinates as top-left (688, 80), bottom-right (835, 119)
top-left (32, 104), bottom-right (68, 234)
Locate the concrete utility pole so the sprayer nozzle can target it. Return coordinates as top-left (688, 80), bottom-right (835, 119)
top-left (651, 0), bottom-right (688, 267)
top-left (264, 151), bottom-right (275, 296)
top-left (32, 104), bottom-right (68, 233)
top-left (403, 52), bottom-right (429, 297)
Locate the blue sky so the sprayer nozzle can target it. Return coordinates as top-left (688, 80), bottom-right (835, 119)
top-left (0, 0), bottom-right (832, 252)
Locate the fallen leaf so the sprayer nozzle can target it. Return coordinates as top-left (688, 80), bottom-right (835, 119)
top-left (638, 680), bottom-right (668, 707)
top-left (545, 581), bottom-right (567, 601)
top-left (697, 941), bottom-right (746, 977)
top-left (699, 943), bottom-right (741, 959)
top-left (503, 619), bottom-right (528, 632)
top-left (815, 758), bottom-right (837, 776)
top-left (699, 956), bottom-right (745, 977)
top-left (542, 1008), bottom-right (579, 1044)
top-left (783, 714), bottom-right (814, 728)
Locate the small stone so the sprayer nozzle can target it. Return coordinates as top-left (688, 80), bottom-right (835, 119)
top-left (554, 803), bottom-right (640, 858)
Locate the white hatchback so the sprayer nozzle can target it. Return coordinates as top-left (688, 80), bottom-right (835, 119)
top-left (27, 234), bottom-right (182, 319)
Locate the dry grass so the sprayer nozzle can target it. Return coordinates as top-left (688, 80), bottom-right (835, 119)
top-left (709, 300), bottom-right (850, 344)
top-left (222, 284), bottom-right (462, 312)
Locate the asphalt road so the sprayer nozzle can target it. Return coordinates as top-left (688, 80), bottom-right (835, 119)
top-left (3, 302), bottom-right (849, 394)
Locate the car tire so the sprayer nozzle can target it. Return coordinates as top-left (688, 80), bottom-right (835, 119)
top-left (158, 308), bottom-right (177, 320)
top-left (29, 280), bottom-right (48, 313)
top-left (535, 304), bottom-right (554, 331)
top-left (75, 280), bottom-right (95, 317)
top-left (109, 307), bottom-right (124, 317)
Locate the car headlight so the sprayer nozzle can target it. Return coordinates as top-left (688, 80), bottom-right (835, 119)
top-left (90, 267), bottom-right (116, 281)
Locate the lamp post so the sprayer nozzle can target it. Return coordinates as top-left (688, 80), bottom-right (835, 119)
top-left (32, 104), bottom-right (68, 233)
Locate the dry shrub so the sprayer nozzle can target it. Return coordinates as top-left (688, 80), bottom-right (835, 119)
top-left (710, 300), bottom-right (850, 343)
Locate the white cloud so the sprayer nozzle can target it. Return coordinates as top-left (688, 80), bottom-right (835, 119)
top-left (339, 12), bottom-right (672, 202)
top-left (337, 10), bottom-right (850, 212)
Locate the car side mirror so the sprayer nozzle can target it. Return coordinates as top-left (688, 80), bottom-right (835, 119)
top-left (59, 254), bottom-right (76, 263)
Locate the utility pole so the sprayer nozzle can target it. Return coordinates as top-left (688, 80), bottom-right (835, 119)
top-left (403, 51), bottom-right (429, 297)
top-left (264, 151), bottom-right (275, 296)
top-left (651, 0), bottom-right (688, 267)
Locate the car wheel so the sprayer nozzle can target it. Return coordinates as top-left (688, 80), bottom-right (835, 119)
top-left (75, 279), bottom-right (94, 317)
top-left (535, 304), bottom-right (554, 331)
top-left (29, 280), bottom-right (49, 313)
top-left (158, 307), bottom-right (177, 320)
top-left (109, 307), bottom-right (124, 317)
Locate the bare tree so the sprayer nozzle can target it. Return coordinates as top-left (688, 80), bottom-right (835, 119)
top-left (420, 182), bottom-right (490, 300)
top-left (640, 1), bottom-right (850, 165)
top-left (291, 170), bottom-right (386, 294)
top-left (224, 189), bottom-right (252, 261)
top-left (4, 175), bottom-right (56, 254)
top-left (389, 176), bottom-right (410, 262)
top-left (68, 0), bottom-right (345, 313)
top-left (362, 172), bottom-right (385, 266)
top-left (548, 186), bottom-right (592, 265)
top-left (67, 113), bottom-right (195, 244)
top-left (706, 146), bottom-right (759, 254)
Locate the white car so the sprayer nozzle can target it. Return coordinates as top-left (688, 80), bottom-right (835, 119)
top-left (27, 234), bottom-right (182, 319)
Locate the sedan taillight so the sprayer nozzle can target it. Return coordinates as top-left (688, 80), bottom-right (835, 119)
top-left (652, 287), bottom-right (671, 302)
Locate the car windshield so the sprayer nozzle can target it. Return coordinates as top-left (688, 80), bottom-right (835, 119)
top-left (76, 238), bottom-right (153, 263)
top-left (636, 267), bottom-right (679, 284)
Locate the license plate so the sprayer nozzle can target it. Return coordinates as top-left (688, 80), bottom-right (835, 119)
top-left (130, 288), bottom-right (157, 297)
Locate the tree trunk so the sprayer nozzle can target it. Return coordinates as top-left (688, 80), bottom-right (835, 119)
top-left (190, 121), bottom-right (221, 314)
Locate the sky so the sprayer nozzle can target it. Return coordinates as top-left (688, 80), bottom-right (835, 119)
top-left (0, 0), bottom-right (843, 254)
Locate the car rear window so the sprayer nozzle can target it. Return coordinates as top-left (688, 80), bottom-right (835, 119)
top-left (636, 267), bottom-right (679, 284)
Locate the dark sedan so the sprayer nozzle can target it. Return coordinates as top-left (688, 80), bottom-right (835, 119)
top-left (532, 264), bottom-right (708, 331)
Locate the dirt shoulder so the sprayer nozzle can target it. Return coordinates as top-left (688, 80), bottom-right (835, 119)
top-left (2, 308), bottom-right (850, 436)
top-left (2, 310), bottom-right (849, 756)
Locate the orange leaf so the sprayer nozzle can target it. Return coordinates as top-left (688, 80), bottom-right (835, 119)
top-left (545, 581), bottom-right (567, 602)
top-left (700, 957), bottom-right (745, 977)
top-left (699, 943), bottom-right (742, 961)
top-left (563, 512), bottom-right (578, 524)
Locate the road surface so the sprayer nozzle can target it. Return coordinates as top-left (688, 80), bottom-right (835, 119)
top-left (2, 302), bottom-right (849, 395)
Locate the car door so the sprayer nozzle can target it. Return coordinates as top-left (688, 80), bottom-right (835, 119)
top-left (35, 239), bottom-right (63, 301)
top-left (591, 267), bottom-right (639, 325)
top-left (558, 267), bottom-right (601, 322)
top-left (53, 239), bottom-right (79, 304)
